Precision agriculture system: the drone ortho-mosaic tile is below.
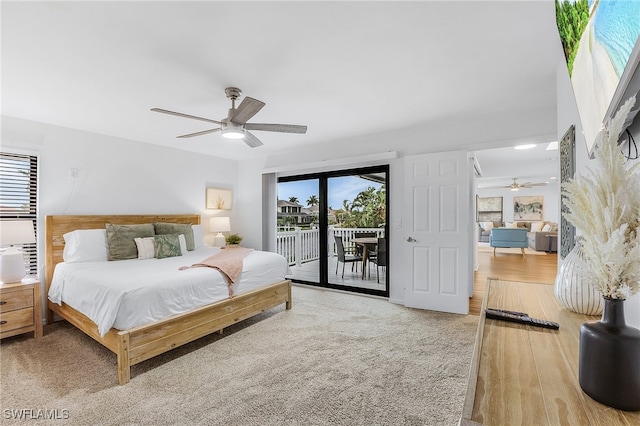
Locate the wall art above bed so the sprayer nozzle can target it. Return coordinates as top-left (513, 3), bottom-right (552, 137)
top-left (206, 188), bottom-right (232, 210)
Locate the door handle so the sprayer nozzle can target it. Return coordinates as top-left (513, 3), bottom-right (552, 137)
top-left (406, 237), bottom-right (417, 243)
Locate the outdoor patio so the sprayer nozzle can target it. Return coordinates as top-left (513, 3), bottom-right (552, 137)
top-left (287, 256), bottom-right (386, 292)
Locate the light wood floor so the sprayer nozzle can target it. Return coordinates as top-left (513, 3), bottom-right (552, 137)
top-left (470, 250), bottom-right (558, 316)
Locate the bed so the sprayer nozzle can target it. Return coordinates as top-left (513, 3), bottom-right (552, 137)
top-left (44, 214), bottom-right (292, 385)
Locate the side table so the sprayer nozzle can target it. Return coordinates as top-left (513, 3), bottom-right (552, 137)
top-left (0, 277), bottom-right (43, 339)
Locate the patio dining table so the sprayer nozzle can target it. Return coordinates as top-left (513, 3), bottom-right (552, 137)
top-left (351, 237), bottom-right (378, 279)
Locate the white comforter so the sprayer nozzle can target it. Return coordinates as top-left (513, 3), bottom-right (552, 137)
top-left (49, 247), bottom-right (290, 336)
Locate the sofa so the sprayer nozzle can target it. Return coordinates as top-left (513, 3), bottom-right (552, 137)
top-left (478, 221), bottom-right (532, 242)
top-left (526, 221), bottom-right (558, 252)
top-left (527, 231), bottom-right (558, 251)
top-left (489, 227), bottom-right (528, 256)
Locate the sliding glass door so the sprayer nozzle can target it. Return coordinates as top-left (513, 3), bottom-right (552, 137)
top-left (277, 165), bottom-right (388, 297)
top-left (276, 178), bottom-right (321, 283)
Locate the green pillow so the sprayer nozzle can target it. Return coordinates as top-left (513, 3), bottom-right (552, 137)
top-left (106, 223), bottom-right (155, 261)
top-left (154, 222), bottom-right (195, 250)
top-left (153, 234), bottom-right (182, 259)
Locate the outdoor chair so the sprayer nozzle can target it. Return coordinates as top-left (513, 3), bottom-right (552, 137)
top-left (368, 237), bottom-right (386, 283)
top-left (334, 236), bottom-right (363, 278)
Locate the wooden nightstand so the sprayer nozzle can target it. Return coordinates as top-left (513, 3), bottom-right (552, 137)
top-left (0, 277), bottom-right (43, 339)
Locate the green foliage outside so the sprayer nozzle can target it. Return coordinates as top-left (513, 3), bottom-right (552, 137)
top-left (555, 0), bottom-right (590, 76)
top-left (332, 185), bottom-right (386, 228)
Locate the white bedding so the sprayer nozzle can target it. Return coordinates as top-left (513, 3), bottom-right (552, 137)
top-left (49, 247), bottom-right (291, 336)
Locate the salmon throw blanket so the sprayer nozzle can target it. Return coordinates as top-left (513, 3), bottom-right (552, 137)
top-left (179, 247), bottom-right (253, 296)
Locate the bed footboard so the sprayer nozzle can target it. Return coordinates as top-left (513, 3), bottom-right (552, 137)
top-left (49, 280), bottom-right (292, 385)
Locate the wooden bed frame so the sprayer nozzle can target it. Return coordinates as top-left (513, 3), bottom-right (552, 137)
top-left (44, 214), bottom-right (291, 385)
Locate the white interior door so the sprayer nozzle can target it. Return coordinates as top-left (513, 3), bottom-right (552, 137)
top-left (403, 151), bottom-right (470, 314)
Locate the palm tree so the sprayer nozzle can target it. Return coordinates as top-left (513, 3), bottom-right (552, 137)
top-left (288, 196), bottom-right (299, 203)
top-left (306, 195), bottom-right (319, 206)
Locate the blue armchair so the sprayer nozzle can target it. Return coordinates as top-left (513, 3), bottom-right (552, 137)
top-left (489, 228), bottom-right (528, 257)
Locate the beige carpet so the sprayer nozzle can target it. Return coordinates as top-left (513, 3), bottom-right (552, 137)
top-left (0, 285), bottom-right (478, 426)
top-left (477, 242), bottom-right (547, 255)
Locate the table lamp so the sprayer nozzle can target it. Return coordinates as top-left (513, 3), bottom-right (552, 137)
top-left (0, 220), bottom-right (36, 283)
top-left (210, 217), bottom-right (230, 247)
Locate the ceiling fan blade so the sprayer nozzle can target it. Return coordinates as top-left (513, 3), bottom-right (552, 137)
top-left (243, 131), bottom-right (264, 148)
top-left (151, 108), bottom-right (223, 125)
top-left (244, 123), bottom-right (307, 134)
top-left (230, 97), bottom-right (265, 124)
top-left (177, 128), bottom-right (221, 138)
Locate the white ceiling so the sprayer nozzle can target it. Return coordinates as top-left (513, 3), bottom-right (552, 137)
top-left (1, 1), bottom-right (564, 182)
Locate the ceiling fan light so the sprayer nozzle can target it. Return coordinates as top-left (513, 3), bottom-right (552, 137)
top-left (511, 187), bottom-right (519, 191)
top-left (221, 127), bottom-right (245, 139)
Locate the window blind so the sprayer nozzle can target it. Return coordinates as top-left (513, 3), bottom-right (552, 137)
top-left (0, 152), bottom-right (38, 275)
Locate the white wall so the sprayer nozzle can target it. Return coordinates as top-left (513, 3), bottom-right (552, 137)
top-left (476, 183), bottom-right (560, 224)
top-left (2, 116), bottom-right (240, 280)
top-left (556, 64), bottom-right (640, 327)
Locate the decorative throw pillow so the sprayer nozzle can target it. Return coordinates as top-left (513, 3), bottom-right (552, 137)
top-left (134, 237), bottom-right (156, 260)
top-left (153, 234), bottom-right (182, 259)
top-left (154, 223), bottom-right (195, 251)
top-left (481, 222), bottom-right (494, 232)
top-left (506, 221), bottom-right (519, 228)
top-left (106, 223), bottom-right (155, 261)
top-left (530, 222), bottom-right (544, 232)
top-left (542, 224), bottom-right (552, 232)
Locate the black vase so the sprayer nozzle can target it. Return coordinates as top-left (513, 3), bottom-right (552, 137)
top-left (579, 296), bottom-right (640, 411)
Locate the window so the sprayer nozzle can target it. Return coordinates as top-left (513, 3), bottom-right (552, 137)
top-left (0, 152), bottom-right (38, 274)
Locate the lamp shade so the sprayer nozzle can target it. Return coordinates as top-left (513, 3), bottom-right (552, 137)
top-left (210, 217), bottom-right (230, 247)
top-left (0, 220), bottom-right (36, 246)
top-left (210, 217), bottom-right (231, 233)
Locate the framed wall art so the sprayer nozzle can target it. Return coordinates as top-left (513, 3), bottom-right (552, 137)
top-left (476, 196), bottom-right (503, 222)
top-left (513, 196), bottom-right (543, 221)
top-left (206, 188), bottom-right (233, 210)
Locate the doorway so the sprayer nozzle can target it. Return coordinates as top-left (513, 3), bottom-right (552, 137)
top-left (277, 165), bottom-right (389, 297)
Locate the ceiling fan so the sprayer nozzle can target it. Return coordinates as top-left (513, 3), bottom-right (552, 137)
top-left (151, 87), bottom-right (307, 148)
top-left (488, 178), bottom-right (548, 191)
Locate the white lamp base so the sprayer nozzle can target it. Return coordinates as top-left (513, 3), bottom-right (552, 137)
top-left (213, 232), bottom-right (227, 247)
top-left (0, 247), bottom-right (27, 283)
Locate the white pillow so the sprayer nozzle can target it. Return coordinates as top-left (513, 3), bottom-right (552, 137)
top-left (506, 221), bottom-right (519, 228)
top-left (192, 224), bottom-right (204, 248)
top-left (63, 229), bottom-right (109, 263)
top-left (135, 234), bottom-right (188, 259)
top-left (481, 222), bottom-right (494, 231)
top-left (530, 222), bottom-right (544, 232)
top-left (542, 224), bottom-right (552, 232)
top-left (134, 237), bottom-right (156, 260)
top-left (178, 234), bottom-right (188, 254)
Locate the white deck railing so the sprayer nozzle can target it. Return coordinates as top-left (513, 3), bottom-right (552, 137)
top-left (276, 227), bottom-right (384, 266)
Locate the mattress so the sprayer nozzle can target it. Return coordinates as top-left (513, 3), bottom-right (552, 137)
top-left (49, 247), bottom-right (291, 336)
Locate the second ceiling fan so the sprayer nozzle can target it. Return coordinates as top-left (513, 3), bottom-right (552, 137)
top-left (151, 87), bottom-right (307, 148)
top-left (489, 178), bottom-right (548, 191)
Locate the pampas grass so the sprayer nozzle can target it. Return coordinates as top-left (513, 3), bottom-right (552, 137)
top-left (562, 95), bottom-right (640, 300)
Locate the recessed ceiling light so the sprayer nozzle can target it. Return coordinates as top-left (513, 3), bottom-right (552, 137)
top-left (514, 144), bottom-right (536, 150)
top-left (546, 141), bottom-right (558, 150)
top-left (550, 176), bottom-right (557, 180)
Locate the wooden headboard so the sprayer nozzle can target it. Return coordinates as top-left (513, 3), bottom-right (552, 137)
top-left (44, 214), bottom-right (201, 293)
